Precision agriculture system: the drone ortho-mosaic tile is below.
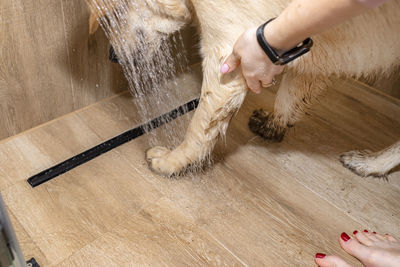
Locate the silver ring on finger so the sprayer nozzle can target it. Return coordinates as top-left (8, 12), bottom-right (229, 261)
top-left (271, 78), bottom-right (277, 85)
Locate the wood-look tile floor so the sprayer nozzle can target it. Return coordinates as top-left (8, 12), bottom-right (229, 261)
top-left (0, 70), bottom-right (399, 266)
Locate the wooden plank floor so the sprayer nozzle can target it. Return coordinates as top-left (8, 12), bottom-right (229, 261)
top-left (0, 70), bottom-right (399, 266)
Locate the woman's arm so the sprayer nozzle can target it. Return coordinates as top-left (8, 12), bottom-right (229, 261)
top-left (265, 0), bottom-right (380, 52)
top-left (222, 0), bottom-right (388, 93)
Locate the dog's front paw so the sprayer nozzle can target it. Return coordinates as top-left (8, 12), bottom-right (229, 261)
top-left (340, 150), bottom-right (387, 179)
top-left (146, 146), bottom-right (180, 177)
top-left (248, 109), bottom-right (286, 142)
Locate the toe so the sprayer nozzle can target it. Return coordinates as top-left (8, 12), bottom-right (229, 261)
top-left (354, 231), bottom-right (374, 246)
top-left (339, 232), bottom-right (371, 262)
top-left (339, 150), bottom-right (375, 177)
top-left (384, 234), bottom-right (398, 242)
top-left (363, 230), bottom-right (380, 242)
top-left (315, 254), bottom-right (352, 267)
top-left (149, 158), bottom-right (175, 177)
top-left (146, 146), bottom-right (170, 159)
top-left (372, 232), bottom-right (386, 241)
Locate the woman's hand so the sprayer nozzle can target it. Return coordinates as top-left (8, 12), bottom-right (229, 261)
top-left (221, 27), bottom-right (285, 94)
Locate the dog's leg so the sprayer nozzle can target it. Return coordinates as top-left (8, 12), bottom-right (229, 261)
top-left (249, 72), bottom-right (330, 141)
top-left (146, 56), bottom-right (246, 176)
top-left (340, 140), bottom-right (400, 179)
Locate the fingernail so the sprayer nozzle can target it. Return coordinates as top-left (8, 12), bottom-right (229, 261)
top-left (341, 232), bottom-right (351, 242)
top-left (373, 231), bottom-right (377, 234)
top-left (353, 230), bottom-right (358, 235)
top-left (364, 230), bottom-right (368, 233)
top-left (220, 64), bottom-right (230, 74)
top-left (315, 253), bottom-right (326, 259)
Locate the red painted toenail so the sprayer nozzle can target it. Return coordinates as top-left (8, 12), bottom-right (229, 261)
top-left (341, 232), bottom-right (351, 241)
top-left (353, 230), bottom-right (358, 235)
top-left (315, 253), bottom-right (326, 259)
top-left (373, 231), bottom-right (377, 234)
top-left (364, 230), bottom-right (368, 233)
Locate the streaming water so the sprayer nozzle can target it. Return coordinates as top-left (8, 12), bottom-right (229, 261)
top-left (87, 0), bottom-right (193, 149)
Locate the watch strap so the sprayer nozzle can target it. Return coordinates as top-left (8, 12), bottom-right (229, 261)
top-left (256, 18), bottom-right (313, 65)
top-left (256, 18), bottom-right (280, 64)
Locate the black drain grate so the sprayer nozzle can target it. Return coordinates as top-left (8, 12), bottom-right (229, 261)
top-left (27, 98), bottom-right (199, 188)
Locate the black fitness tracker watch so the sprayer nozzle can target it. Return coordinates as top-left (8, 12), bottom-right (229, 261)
top-left (256, 18), bottom-right (313, 65)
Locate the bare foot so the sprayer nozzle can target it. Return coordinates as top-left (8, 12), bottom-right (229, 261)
top-left (315, 230), bottom-right (400, 267)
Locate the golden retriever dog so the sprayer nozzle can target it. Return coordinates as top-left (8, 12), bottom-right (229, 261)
top-left (87, 0), bottom-right (400, 178)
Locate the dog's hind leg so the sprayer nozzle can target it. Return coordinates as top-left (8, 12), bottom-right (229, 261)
top-left (146, 55), bottom-right (247, 176)
top-left (249, 72), bottom-right (331, 141)
top-left (340, 140), bottom-right (400, 179)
